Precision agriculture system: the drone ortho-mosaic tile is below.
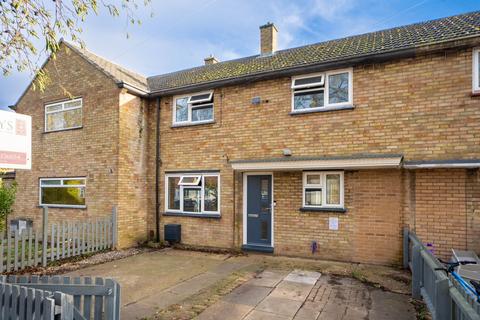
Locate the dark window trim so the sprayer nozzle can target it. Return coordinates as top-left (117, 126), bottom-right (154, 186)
top-left (300, 207), bottom-right (347, 213)
top-left (163, 211), bottom-right (221, 219)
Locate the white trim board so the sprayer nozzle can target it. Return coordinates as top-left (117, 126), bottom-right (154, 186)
top-left (232, 156), bottom-right (402, 171)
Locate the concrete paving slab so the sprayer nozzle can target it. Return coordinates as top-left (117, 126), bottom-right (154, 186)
top-left (169, 272), bottom-right (222, 295)
top-left (247, 270), bottom-right (287, 288)
top-left (284, 270), bottom-right (321, 285)
top-left (293, 306), bottom-right (320, 319)
top-left (196, 301), bottom-right (253, 320)
top-left (243, 310), bottom-right (290, 320)
top-left (223, 284), bottom-right (272, 306)
top-left (256, 296), bottom-right (303, 317)
top-left (269, 280), bottom-right (313, 301)
top-left (370, 290), bottom-right (416, 320)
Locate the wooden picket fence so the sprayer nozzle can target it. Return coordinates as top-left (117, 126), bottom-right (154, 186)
top-left (0, 275), bottom-right (120, 319)
top-left (0, 207), bottom-right (118, 273)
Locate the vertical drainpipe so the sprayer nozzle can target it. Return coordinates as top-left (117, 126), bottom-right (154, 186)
top-left (155, 97), bottom-right (161, 242)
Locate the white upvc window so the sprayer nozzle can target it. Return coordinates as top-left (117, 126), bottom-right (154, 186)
top-left (39, 177), bottom-right (86, 208)
top-left (173, 91), bottom-right (214, 125)
top-left (45, 98), bottom-right (83, 132)
top-left (165, 173), bottom-right (220, 215)
top-left (302, 171), bottom-right (344, 209)
top-left (292, 69), bottom-right (353, 112)
top-left (473, 48), bottom-right (480, 93)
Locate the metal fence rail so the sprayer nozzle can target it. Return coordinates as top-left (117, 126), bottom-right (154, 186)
top-left (0, 207), bottom-right (118, 273)
top-left (0, 275), bottom-right (120, 320)
top-left (404, 228), bottom-right (480, 320)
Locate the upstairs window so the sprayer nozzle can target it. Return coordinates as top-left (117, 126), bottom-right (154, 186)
top-left (292, 69), bottom-right (352, 112)
top-left (45, 98), bottom-right (82, 132)
top-left (302, 172), bottom-right (344, 209)
top-left (39, 177), bottom-right (86, 208)
top-left (473, 48), bottom-right (480, 93)
top-left (173, 91), bottom-right (214, 125)
top-left (165, 173), bottom-right (220, 215)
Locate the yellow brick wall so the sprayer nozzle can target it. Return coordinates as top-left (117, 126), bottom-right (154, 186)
top-left (146, 47), bottom-right (480, 265)
top-left (13, 45), bottom-right (120, 229)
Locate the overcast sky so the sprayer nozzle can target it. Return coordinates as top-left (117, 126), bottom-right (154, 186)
top-left (1, 0), bottom-right (479, 106)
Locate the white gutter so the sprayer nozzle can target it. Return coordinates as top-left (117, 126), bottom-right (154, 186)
top-left (403, 161), bottom-right (480, 169)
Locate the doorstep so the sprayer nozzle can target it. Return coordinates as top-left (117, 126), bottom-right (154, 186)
top-left (242, 244), bottom-right (274, 253)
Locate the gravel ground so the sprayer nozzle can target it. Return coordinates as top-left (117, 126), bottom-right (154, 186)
top-left (10, 247), bottom-right (155, 276)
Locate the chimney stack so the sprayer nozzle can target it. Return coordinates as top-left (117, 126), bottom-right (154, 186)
top-left (204, 55), bottom-right (219, 65)
top-left (260, 22), bottom-right (278, 55)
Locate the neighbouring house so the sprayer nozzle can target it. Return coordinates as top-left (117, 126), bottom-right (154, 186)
top-left (11, 11), bottom-right (480, 265)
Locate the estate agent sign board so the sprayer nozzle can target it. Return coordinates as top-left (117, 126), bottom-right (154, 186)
top-left (0, 110), bottom-right (32, 169)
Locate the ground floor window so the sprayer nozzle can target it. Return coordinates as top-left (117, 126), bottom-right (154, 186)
top-left (165, 173), bottom-right (220, 215)
top-left (39, 177), bottom-right (86, 208)
top-left (302, 171), bottom-right (344, 208)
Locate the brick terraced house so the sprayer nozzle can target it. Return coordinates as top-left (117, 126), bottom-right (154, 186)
top-left (11, 11), bottom-right (480, 265)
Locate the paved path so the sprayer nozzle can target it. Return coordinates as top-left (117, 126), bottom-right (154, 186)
top-left (65, 249), bottom-right (253, 319)
top-left (197, 270), bottom-right (415, 320)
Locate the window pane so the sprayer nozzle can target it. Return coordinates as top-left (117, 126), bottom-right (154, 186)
top-left (45, 104), bottom-right (62, 112)
top-left (326, 174), bottom-right (341, 205)
top-left (41, 180), bottom-right (61, 185)
top-left (63, 179), bottom-right (85, 186)
top-left (192, 105), bottom-right (213, 122)
top-left (175, 97), bottom-right (188, 122)
top-left (294, 75), bottom-right (324, 87)
top-left (189, 93), bottom-right (212, 103)
top-left (306, 174), bottom-right (321, 185)
top-left (64, 100), bottom-right (82, 109)
top-left (179, 176), bottom-right (201, 185)
top-left (305, 188), bottom-right (322, 206)
top-left (204, 176), bottom-right (218, 212)
top-left (46, 109), bottom-right (82, 131)
top-left (294, 90), bottom-right (324, 110)
top-left (328, 72), bottom-right (349, 104)
top-left (168, 177), bottom-right (180, 210)
top-left (41, 187), bottom-right (85, 206)
top-left (183, 188), bottom-right (201, 212)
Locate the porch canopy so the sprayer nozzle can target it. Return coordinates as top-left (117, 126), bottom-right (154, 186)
top-left (230, 154), bottom-right (403, 171)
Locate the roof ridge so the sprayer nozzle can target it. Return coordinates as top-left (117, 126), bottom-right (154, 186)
top-left (61, 40), bottom-right (148, 88)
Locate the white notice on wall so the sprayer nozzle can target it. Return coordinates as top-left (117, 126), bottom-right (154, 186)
top-left (329, 217), bottom-right (339, 230)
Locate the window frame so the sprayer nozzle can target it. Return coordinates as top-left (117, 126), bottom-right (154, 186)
top-left (165, 173), bottom-right (220, 215)
top-left (473, 48), bottom-right (480, 93)
top-left (44, 98), bottom-right (83, 133)
top-left (291, 69), bottom-right (353, 113)
top-left (302, 171), bottom-right (344, 209)
top-left (172, 91), bottom-right (214, 126)
top-left (39, 177), bottom-right (87, 208)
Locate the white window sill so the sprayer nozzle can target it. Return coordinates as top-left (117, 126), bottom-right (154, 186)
top-left (44, 126), bottom-right (83, 134)
top-left (171, 120), bottom-right (215, 128)
top-left (38, 205), bottom-right (87, 210)
top-left (290, 104), bottom-right (354, 115)
top-left (163, 211), bottom-right (221, 219)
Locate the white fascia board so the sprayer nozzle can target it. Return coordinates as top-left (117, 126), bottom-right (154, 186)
top-left (231, 157), bottom-right (402, 171)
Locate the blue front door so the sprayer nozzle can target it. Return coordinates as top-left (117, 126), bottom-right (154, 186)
top-left (246, 175), bottom-right (272, 246)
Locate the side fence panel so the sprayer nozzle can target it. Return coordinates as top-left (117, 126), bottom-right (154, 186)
top-left (3, 275), bottom-right (120, 320)
top-left (404, 228), bottom-right (480, 320)
top-left (1, 207), bottom-right (117, 273)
